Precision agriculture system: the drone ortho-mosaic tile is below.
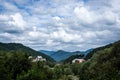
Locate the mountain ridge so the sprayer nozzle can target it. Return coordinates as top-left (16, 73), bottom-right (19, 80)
top-left (39, 49), bottom-right (93, 61)
top-left (63, 40), bottom-right (120, 63)
top-left (0, 42), bottom-right (55, 62)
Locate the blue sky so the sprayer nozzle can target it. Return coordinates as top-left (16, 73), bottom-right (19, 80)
top-left (0, 0), bottom-right (120, 51)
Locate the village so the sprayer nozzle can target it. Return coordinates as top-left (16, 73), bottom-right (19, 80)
top-left (28, 55), bottom-right (85, 64)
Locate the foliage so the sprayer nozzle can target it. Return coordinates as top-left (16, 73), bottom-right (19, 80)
top-left (85, 42), bottom-right (113, 60)
top-left (78, 40), bottom-right (120, 80)
top-left (0, 50), bottom-right (31, 80)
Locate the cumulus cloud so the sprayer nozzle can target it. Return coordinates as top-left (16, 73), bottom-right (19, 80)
top-left (50, 28), bottom-right (83, 43)
top-left (0, 0), bottom-right (120, 51)
top-left (0, 15), bottom-right (9, 21)
top-left (74, 6), bottom-right (97, 24)
top-left (0, 13), bottom-right (26, 33)
top-left (8, 13), bottom-right (26, 29)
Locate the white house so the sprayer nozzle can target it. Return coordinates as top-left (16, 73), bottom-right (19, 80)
top-left (72, 59), bottom-right (85, 63)
top-left (28, 56), bottom-right (33, 59)
top-left (29, 56), bottom-right (46, 62)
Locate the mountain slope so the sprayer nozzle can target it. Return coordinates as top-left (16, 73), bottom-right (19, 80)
top-left (85, 42), bottom-right (113, 60)
top-left (0, 42), bottom-right (55, 62)
top-left (39, 50), bottom-right (55, 56)
top-left (78, 40), bottom-right (120, 79)
top-left (51, 50), bottom-right (78, 61)
top-left (39, 50), bottom-right (92, 61)
top-left (63, 41), bottom-right (120, 63)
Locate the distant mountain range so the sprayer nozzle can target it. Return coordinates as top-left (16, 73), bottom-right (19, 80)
top-left (0, 42), bottom-right (93, 62)
top-left (1, 40), bottom-right (120, 64)
top-left (0, 42), bottom-right (55, 62)
top-left (39, 49), bottom-right (93, 61)
top-left (63, 40), bottom-right (120, 63)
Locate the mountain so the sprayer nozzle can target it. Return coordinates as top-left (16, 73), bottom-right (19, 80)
top-left (62, 49), bottom-right (93, 63)
top-left (85, 40), bottom-right (120, 60)
top-left (0, 42), bottom-right (55, 62)
top-left (78, 40), bottom-right (120, 79)
top-left (62, 54), bottom-right (85, 63)
top-left (85, 42), bottom-right (113, 60)
top-left (40, 50), bottom-right (55, 56)
top-left (82, 48), bottom-right (93, 56)
top-left (51, 50), bottom-right (79, 61)
top-left (63, 40), bottom-right (120, 63)
top-left (39, 49), bottom-right (93, 62)
top-left (39, 50), bottom-right (84, 61)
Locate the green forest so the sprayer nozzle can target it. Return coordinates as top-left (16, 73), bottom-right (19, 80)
top-left (0, 40), bottom-right (120, 80)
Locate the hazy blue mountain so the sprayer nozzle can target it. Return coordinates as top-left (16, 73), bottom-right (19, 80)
top-left (82, 48), bottom-right (94, 56)
top-left (39, 49), bottom-right (93, 61)
top-left (50, 50), bottom-right (77, 61)
top-left (39, 50), bottom-right (55, 56)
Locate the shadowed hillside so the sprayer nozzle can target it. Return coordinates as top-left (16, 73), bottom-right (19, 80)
top-left (0, 42), bottom-right (55, 62)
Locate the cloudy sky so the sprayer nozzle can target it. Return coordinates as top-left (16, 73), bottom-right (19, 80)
top-left (0, 0), bottom-right (120, 51)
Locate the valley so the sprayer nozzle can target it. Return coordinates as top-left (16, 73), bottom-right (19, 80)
top-left (0, 40), bottom-right (120, 80)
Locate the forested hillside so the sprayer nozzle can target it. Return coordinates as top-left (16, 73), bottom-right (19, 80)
top-left (85, 41), bottom-right (118, 60)
top-left (0, 42), bottom-right (55, 62)
top-left (77, 40), bottom-right (120, 80)
top-left (0, 40), bottom-right (120, 80)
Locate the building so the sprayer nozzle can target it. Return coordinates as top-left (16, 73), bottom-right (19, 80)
top-left (72, 59), bottom-right (85, 63)
top-left (29, 56), bottom-right (46, 62)
top-left (28, 56), bottom-right (33, 59)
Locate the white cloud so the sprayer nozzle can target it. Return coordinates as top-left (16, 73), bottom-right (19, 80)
top-left (110, 0), bottom-right (120, 11)
top-left (50, 28), bottom-right (83, 43)
top-left (1, 1), bottom-right (18, 11)
top-left (46, 39), bottom-right (60, 47)
top-left (0, 0), bottom-right (120, 51)
top-left (28, 26), bottom-right (49, 40)
top-left (53, 16), bottom-right (61, 22)
top-left (28, 31), bottom-right (39, 38)
top-left (14, 0), bottom-right (29, 5)
top-left (8, 13), bottom-right (26, 29)
top-left (74, 6), bottom-right (99, 24)
top-left (46, 40), bottom-right (53, 46)
top-left (103, 11), bottom-right (117, 25)
top-left (0, 15), bottom-right (9, 21)
top-left (82, 31), bottom-right (97, 39)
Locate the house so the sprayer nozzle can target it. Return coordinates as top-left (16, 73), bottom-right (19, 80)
top-left (29, 56), bottom-right (46, 62)
top-left (28, 56), bottom-right (33, 59)
top-left (72, 59), bottom-right (85, 63)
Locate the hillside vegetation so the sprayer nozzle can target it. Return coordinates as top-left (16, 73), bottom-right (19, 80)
top-left (0, 42), bottom-right (55, 62)
top-left (0, 40), bottom-right (120, 80)
top-left (77, 40), bottom-right (120, 80)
